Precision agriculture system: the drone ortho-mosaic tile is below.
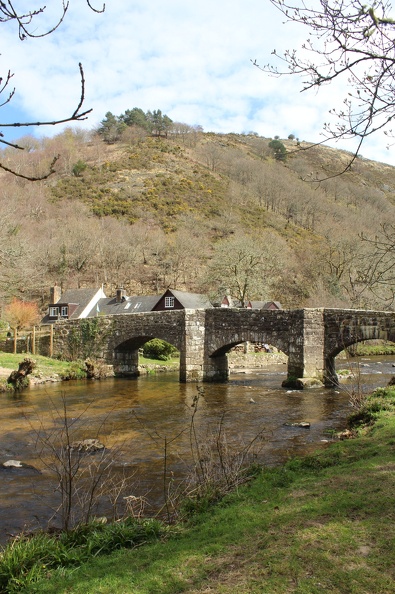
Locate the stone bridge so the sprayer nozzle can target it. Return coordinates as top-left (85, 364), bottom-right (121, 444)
top-left (52, 308), bottom-right (395, 386)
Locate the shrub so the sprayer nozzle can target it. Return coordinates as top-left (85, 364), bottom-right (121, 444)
top-left (60, 361), bottom-right (87, 380)
top-left (72, 160), bottom-right (87, 177)
top-left (268, 139), bottom-right (287, 161)
top-left (142, 339), bottom-right (178, 361)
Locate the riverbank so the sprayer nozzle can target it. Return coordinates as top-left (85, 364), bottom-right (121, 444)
top-left (0, 351), bottom-right (283, 389)
top-left (3, 386), bottom-right (395, 593)
top-left (0, 353), bottom-right (181, 389)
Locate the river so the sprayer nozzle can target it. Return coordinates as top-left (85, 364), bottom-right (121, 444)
top-left (0, 356), bottom-right (393, 544)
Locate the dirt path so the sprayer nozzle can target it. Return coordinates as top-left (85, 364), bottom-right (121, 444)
top-left (0, 367), bottom-right (12, 378)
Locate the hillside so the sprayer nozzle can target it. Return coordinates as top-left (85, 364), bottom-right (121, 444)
top-left (1, 127), bottom-right (395, 310)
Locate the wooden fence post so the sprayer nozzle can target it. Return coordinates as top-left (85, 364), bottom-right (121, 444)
top-left (13, 327), bottom-right (17, 355)
top-left (50, 324), bottom-right (54, 358)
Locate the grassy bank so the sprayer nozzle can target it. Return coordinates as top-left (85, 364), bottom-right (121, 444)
top-left (0, 353), bottom-right (180, 388)
top-left (2, 387), bottom-right (394, 593)
top-left (353, 341), bottom-right (395, 356)
top-left (0, 353), bottom-right (72, 377)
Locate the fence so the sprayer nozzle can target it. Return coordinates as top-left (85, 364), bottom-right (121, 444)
top-left (0, 326), bottom-right (53, 357)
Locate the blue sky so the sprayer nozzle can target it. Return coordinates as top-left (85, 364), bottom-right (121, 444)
top-left (1, 0), bottom-right (394, 166)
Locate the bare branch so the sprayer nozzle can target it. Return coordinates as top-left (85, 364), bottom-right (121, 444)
top-left (0, 154), bottom-right (59, 180)
top-left (258, 1), bottom-right (395, 178)
top-left (0, 2), bottom-right (105, 179)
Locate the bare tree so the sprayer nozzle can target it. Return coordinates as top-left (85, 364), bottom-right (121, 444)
top-left (257, 1), bottom-right (395, 177)
top-left (205, 232), bottom-right (285, 306)
top-left (0, 1), bottom-right (105, 180)
top-left (359, 223), bottom-right (395, 307)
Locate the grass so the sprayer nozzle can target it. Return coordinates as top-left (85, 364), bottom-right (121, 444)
top-left (3, 387), bottom-right (395, 593)
top-left (139, 355), bottom-right (180, 369)
top-left (0, 352), bottom-right (180, 382)
top-left (0, 353), bottom-right (75, 378)
top-left (354, 343), bottom-right (395, 356)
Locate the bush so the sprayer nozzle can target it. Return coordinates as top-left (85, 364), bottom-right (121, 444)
top-left (60, 361), bottom-right (87, 380)
top-left (268, 139), bottom-right (287, 161)
top-left (72, 160), bottom-right (87, 177)
top-left (142, 339), bottom-right (178, 361)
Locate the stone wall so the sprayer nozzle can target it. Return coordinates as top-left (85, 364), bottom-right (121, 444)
top-left (0, 333), bottom-right (51, 356)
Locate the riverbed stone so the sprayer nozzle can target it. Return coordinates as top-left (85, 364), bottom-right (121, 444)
top-left (69, 438), bottom-right (105, 453)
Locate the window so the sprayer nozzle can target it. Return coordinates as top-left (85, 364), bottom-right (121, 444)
top-left (49, 307), bottom-right (59, 317)
top-left (165, 296), bottom-right (174, 308)
top-left (60, 306), bottom-right (68, 317)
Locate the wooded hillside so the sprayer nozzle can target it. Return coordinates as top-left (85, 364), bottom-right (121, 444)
top-left (1, 125), bottom-right (395, 311)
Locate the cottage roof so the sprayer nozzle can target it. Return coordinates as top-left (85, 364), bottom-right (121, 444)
top-left (248, 300), bottom-right (266, 309)
top-left (56, 288), bottom-right (101, 316)
top-left (41, 287), bottom-right (105, 324)
top-left (165, 289), bottom-right (213, 309)
top-left (87, 295), bottom-right (159, 317)
top-left (262, 301), bottom-right (282, 310)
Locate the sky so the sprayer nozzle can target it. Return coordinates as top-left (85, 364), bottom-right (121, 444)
top-left (0, 0), bottom-right (394, 166)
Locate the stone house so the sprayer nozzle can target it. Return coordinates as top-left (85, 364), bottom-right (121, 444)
top-left (42, 286), bottom-right (212, 323)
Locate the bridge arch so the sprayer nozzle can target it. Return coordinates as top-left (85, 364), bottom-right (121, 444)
top-left (203, 309), bottom-right (293, 381)
top-left (323, 310), bottom-right (395, 386)
top-left (108, 311), bottom-right (185, 378)
top-left (112, 334), bottom-right (180, 377)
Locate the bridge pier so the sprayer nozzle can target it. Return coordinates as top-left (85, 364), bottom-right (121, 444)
top-left (287, 309), bottom-right (326, 383)
top-left (324, 355), bottom-right (338, 387)
top-left (203, 354), bottom-right (229, 382)
top-left (179, 310), bottom-right (206, 382)
top-left (113, 347), bottom-right (140, 376)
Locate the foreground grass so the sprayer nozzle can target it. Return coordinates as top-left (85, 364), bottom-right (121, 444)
top-left (4, 387), bottom-right (394, 594)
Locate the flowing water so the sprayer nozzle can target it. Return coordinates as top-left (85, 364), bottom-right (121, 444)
top-left (0, 356), bottom-right (393, 543)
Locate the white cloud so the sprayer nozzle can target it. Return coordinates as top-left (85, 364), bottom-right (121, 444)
top-left (1, 0), bottom-right (394, 166)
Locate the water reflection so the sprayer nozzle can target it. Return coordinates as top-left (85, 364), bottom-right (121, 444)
top-left (0, 356), bottom-right (393, 543)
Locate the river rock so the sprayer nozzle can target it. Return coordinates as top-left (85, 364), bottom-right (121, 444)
top-left (282, 377), bottom-right (324, 389)
top-left (69, 438), bottom-right (105, 453)
top-left (2, 460), bottom-right (41, 473)
top-left (3, 459), bottom-right (23, 468)
top-left (284, 422), bottom-right (311, 428)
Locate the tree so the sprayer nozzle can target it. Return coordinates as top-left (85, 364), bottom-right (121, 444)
top-left (146, 110), bottom-right (173, 137)
top-left (268, 139), bottom-right (287, 161)
top-left (119, 108), bottom-right (151, 131)
top-left (258, 1), bottom-right (395, 175)
top-left (205, 233), bottom-right (284, 307)
top-left (0, 1), bottom-right (105, 180)
top-left (4, 298), bottom-right (40, 353)
top-left (97, 112), bottom-right (126, 144)
top-left (358, 223), bottom-right (395, 307)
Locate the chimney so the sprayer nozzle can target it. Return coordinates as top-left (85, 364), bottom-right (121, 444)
top-left (50, 285), bottom-right (61, 304)
top-left (116, 287), bottom-right (126, 303)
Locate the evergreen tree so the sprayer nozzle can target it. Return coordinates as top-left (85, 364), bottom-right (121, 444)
top-left (98, 112), bottom-right (126, 143)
